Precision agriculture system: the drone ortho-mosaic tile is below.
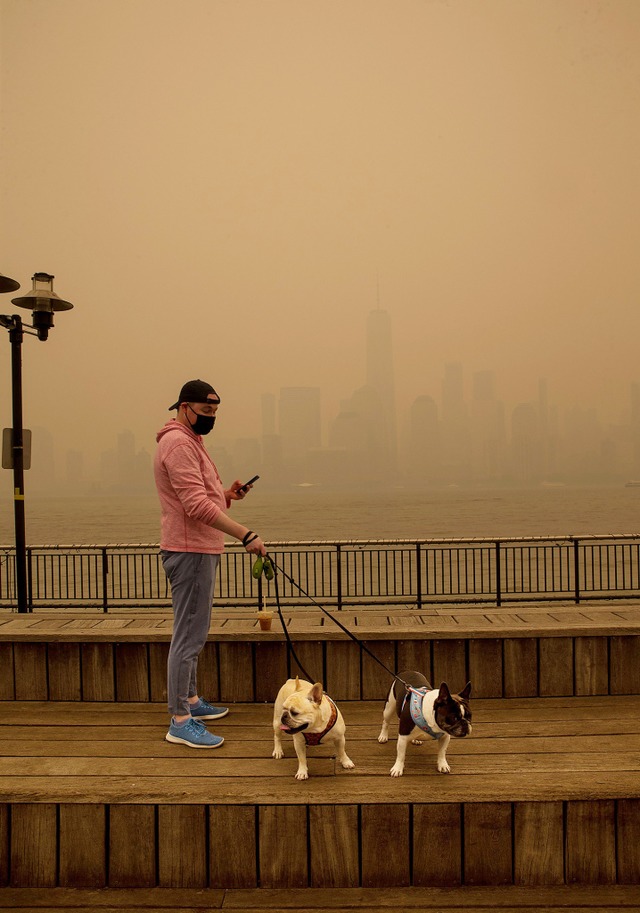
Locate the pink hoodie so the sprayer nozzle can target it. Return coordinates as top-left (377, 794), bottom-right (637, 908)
top-left (154, 420), bottom-right (231, 554)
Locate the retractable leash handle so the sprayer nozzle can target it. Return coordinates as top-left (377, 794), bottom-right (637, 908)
top-left (264, 553), bottom-right (410, 691)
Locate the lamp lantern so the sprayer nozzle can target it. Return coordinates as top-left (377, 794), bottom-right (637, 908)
top-left (12, 272), bottom-right (74, 341)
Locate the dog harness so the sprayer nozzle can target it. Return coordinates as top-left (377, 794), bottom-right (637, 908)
top-left (303, 695), bottom-right (338, 746)
top-left (402, 686), bottom-right (444, 740)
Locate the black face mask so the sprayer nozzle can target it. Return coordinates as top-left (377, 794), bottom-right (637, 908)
top-left (187, 405), bottom-right (216, 436)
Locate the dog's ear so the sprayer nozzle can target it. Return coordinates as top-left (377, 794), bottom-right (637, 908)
top-left (295, 676), bottom-right (302, 691)
top-left (459, 682), bottom-right (472, 701)
top-left (437, 682), bottom-right (451, 702)
top-left (310, 682), bottom-right (324, 704)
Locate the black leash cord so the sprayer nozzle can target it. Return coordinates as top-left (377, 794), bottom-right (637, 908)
top-left (271, 561), bottom-right (314, 682)
top-left (266, 552), bottom-right (410, 691)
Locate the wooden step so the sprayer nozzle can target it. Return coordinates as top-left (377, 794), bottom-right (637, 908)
top-left (1, 605), bottom-right (640, 701)
top-left (1, 698), bottom-right (639, 889)
top-left (1, 885), bottom-right (640, 910)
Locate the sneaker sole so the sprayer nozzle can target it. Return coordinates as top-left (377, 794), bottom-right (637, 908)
top-left (165, 733), bottom-right (225, 748)
top-left (192, 709), bottom-right (229, 721)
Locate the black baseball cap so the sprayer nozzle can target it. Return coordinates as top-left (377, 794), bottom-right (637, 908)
top-left (169, 379), bottom-right (221, 411)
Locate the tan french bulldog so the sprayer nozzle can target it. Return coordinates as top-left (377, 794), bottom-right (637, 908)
top-left (272, 677), bottom-right (355, 780)
top-left (378, 671), bottom-right (472, 777)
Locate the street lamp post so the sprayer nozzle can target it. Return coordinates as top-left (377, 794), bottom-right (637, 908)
top-left (1, 272), bottom-right (74, 613)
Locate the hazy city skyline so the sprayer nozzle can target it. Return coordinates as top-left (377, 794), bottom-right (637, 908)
top-left (15, 307), bottom-right (640, 494)
top-left (1, 1), bottom-right (639, 499)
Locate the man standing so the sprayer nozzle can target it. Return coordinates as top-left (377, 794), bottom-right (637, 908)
top-left (154, 379), bottom-right (266, 748)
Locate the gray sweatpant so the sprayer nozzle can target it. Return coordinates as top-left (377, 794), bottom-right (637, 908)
top-left (161, 550), bottom-right (220, 717)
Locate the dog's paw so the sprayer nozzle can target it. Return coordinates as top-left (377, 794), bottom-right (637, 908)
top-left (437, 760), bottom-right (451, 774)
top-left (390, 764), bottom-right (404, 777)
top-left (378, 733), bottom-right (388, 743)
top-left (295, 769), bottom-right (309, 780)
top-left (341, 757), bottom-right (355, 769)
top-left (411, 738), bottom-right (423, 745)
top-left (272, 748), bottom-right (284, 759)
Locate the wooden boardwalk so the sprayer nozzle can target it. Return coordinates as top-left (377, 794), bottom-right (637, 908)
top-left (3, 601), bottom-right (640, 639)
top-left (1, 603), bottom-right (640, 703)
top-left (1, 600), bottom-right (640, 897)
top-left (1, 696), bottom-right (639, 889)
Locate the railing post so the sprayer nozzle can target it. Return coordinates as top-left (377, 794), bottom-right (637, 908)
top-left (102, 547), bottom-right (109, 613)
top-left (415, 542), bottom-right (422, 609)
top-left (573, 537), bottom-right (580, 604)
top-left (26, 546), bottom-right (33, 611)
top-left (336, 544), bottom-right (342, 611)
top-left (495, 540), bottom-right (502, 606)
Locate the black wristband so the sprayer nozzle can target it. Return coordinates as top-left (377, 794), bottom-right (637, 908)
top-left (242, 531), bottom-right (258, 546)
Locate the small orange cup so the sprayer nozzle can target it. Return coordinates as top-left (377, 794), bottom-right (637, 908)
top-left (257, 611), bottom-right (273, 631)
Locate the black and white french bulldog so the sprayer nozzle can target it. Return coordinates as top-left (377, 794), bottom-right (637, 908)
top-left (378, 670), bottom-right (472, 777)
top-left (272, 677), bottom-right (355, 780)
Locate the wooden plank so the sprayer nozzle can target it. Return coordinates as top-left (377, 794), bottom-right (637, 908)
top-left (0, 644), bottom-right (14, 700)
top-left (108, 805), bottom-right (156, 887)
top-left (158, 805), bottom-right (207, 888)
top-left (566, 800), bottom-right (616, 884)
top-left (58, 804), bottom-right (106, 887)
top-left (48, 643), bottom-right (82, 701)
top-left (413, 803), bottom-right (461, 886)
top-left (309, 805), bottom-right (359, 887)
top-left (610, 636), bottom-right (640, 694)
top-left (503, 639), bottom-right (538, 698)
top-left (513, 801), bottom-right (563, 885)
top-left (361, 641), bottom-right (396, 700)
top-left (617, 798), bottom-right (640, 884)
top-left (1, 883), bottom-right (640, 910)
top-left (1, 766), bottom-right (640, 811)
top-left (539, 638), bottom-right (574, 697)
top-left (115, 644), bottom-right (150, 702)
top-left (4, 746), bottom-right (640, 779)
top-left (13, 643), bottom-right (48, 700)
top-left (254, 643), bottom-right (288, 703)
top-left (0, 804), bottom-right (7, 887)
top-left (394, 640), bottom-right (431, 687)
top-left (432, 640), bottom-right (466, 690)
top-left (463, 802), bottom-right (512, 885)
top-left (361, 804), bottom-right (410, 888)
top-left (209, 805), bottom-right (257, 888)
top-left (219, 643), bottom-right (254, 702)
top-left (198, 641), bottom-right (221, 704)
top-left (289, 641), bottom-right (324, 685)
top-left (81, 643), bottom-right (115, 701)
top-left (10, 804), bottom-right (57, 887)
top-left (467, 639), bottom-right (502, 698)
top-left (148, 642), bottom-right (169, 704)
top-left (574, 636), bottom-right (609, 695)
top-left (258, 806), bottom-right (307, 888)
top-left (325, 641), bottom-right (360, 701)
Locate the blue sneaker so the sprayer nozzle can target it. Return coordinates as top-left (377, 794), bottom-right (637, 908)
top-left (190, 699), bottom-right (229, 721)
top-left (165, 718), bottom-right (224, 748)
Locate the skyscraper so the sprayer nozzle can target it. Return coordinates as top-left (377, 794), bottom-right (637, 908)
top-left (441, 363), bottom-right (470, 479)
top-left (278, 387), bottom-right (321, 475)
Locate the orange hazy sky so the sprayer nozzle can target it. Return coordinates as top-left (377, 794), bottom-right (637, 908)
top-left (0, 0), bottom-right (639, 477)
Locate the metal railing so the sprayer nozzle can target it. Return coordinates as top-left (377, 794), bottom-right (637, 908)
top-left (1, 535), bottom-right (640, 612)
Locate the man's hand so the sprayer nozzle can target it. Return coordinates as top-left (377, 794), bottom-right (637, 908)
top-left (244, 534), bottom-right (266, 556)
top-left (227, 478), bottom-right (257, 500)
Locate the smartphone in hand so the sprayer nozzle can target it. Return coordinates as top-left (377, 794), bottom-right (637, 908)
top-left (238, 475), bottom-right (259, 493)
